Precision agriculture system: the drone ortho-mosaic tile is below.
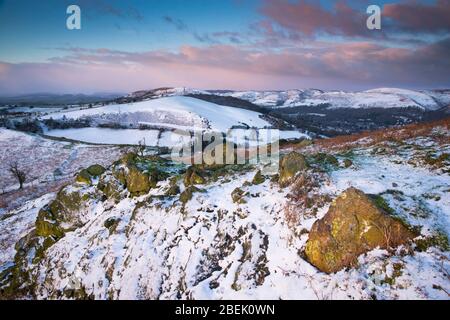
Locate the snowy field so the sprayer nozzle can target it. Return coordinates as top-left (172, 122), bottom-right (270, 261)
top-left (0, 128), bottom-right (125, 210)
top-left (45, 127), bottom-right (309, 146)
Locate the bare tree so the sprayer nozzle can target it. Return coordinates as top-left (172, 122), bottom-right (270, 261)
top-left (9, 162), bottom-right (26, 190)
top-left (137, 138), bottom-right (146, 157)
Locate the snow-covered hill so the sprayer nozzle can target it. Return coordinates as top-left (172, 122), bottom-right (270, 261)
top-left (127, 87), bottom-right (448, 111)
top-left (211, 88), bottom-right (449, 111)
top-left (42, 96), bottom-right (271, 132)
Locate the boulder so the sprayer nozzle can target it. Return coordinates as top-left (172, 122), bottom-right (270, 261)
top-left (48, 187), bottom-right (87, 224)
top-left (75, 169), bottom-right (92, 185)
top-left (180, 186), bottom-right (201, 204)
top-left (252, 170), bottom-right (265, 185)
top-left (98, 177), bottom-right (123, 202)
top-left (305, 187), bottom-right (415, 273)
top-left (343, 159), bottom-right (353, 168)
top-left (184, 166), bottom-right (206, 186)
top-left (313, 153), bottom-right (339, 167)
top-left (86, 164), bottom-right (106, 177)
top-left (35, 208), bottom-right (65, 239)
top-left (231, 187), bottom-right (247, 204)
top-left (125, 165), bottom-right (151, 195)
top-left (278, 152), bottom-right (308, 186)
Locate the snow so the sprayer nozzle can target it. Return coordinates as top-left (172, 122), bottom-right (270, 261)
top-left (42, 96), bottom-right (271, 132)
top-left (46, 128), bottom-right (161, 146)
top-left (0, 193), bottom-right (56, 272)
top-left (211, 88), bottom-right (447, 111)
top-left (1, 123), bottom-right (448, 300)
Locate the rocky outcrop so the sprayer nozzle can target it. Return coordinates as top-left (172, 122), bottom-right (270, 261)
top-left (75, 165), bottom-right (106, 185)
top-left (184, 166), bottom-right (206, 186)
top-left (125, 166), bottom-right (151, 195)
top-left (180, 186), bottom-right (202, 204)
top-left (305, 188), bottom-right (415, 273)
top-left (278, 152), bottom-right (308, 186)
top-left (252, 170), bottom-right (265, 185)
top-left (110, 153), bottom-right (167, 196)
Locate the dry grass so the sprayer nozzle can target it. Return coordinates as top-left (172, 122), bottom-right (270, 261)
top-left (283, 117), bottom-right (450, 153)
top-left (284, 172), bottom-right (331, 228)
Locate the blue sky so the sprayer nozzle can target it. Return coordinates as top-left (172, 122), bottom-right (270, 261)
top-left (0, 0), bottom-right (449, 94)
top-left (0, 0), bottom-right (262, 62)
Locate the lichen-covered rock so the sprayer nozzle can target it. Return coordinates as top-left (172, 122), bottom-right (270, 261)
top-left (112, 166), bottom-right (127, 186)
top-left (184, 166), bottom-right (206, 186)
top-left (75, 169), bottom-right (92, 185)
top-left (98, 176), bottom-right (123, 202)
top-left (180, 186), bottom-right (201, 204)
top-left (125, 165), bottom-right (151, 195)
top-left (35, 208), bottom-right (65, 239)
top-left (119, 152), bottom-right (138, 165)
top-left (343, 159), bottom-right (353, 168)
top-left (49, 187), bottom-right (88, 225)
top-left (104, 217), bottom-right (120, 235)
top-left (1, 186), bottom-right (93, 298)
top-left (252, 170), bottom-right (265, 185)
top-left (305, 187), bottom-right (415, 273)
top-left (231, 187), bottom-right (247, 204)
top-left (87, 164), bottom-right (106, 177)
top-left (313, 153), bottom-right (339, 168)
top-left (278, 152), bottom-right (308, 186)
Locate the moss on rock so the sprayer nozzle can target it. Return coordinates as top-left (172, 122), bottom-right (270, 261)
top-left (278, 152), bottom-right (308, 187)
top-left (305, 187), bottom-right (416, 273)
top-left (180, 186), bottom-right (202, 204)
top-left (231, 187), bottom-right (247, 204)
top-left (75, 169), bottom-right (92, 185)
top-left (252, 170), bottom-right (265, 185)
top-left (87, 164), bottom-right (106, 177)
top-left (343, 159), bottom-right (353, 168)
top-left (125, 165), bottom-right (151, 195)
top-left (184, 166), bottom-right (206, 186)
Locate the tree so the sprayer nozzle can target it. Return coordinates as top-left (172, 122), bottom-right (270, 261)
top-left (136, 138), bottom-right (146, 157)
top-left (9, 162), bottom-right (26, 190)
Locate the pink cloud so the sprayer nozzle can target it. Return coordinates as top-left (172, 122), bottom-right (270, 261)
top-left (260, 0), bottom-right (370, 38)
top-left (384, 0), bottom-right (450, 33)
top-left (1, 38), bottom-right (449, 94)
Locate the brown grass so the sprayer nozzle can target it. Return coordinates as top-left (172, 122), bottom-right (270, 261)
top-left (283, 117), bottom-right (450, 153)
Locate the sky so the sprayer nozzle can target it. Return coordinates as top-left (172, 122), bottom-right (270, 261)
top-left (0, 0), bottom-right (449, 95)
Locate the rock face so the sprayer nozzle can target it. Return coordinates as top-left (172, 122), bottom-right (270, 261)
top-left (305, 188), bottom-right (415, 273)
top-left (110, 153), bottom-right (166, 196)
top-left (278, 152), bottom-right (308, 186)
top-left (126, 166), bottom-right (151, 195)
top-left (184, 166), bottom-right (206, 186)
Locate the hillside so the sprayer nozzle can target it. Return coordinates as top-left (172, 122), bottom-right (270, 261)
top-left (0, 118), bottom-right (448, 300)
top-left (211, 88), bottom-right (450, 111)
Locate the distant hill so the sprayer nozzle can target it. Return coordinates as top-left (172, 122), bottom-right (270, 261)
top-left (0, 93), bottom-right (123, 106)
